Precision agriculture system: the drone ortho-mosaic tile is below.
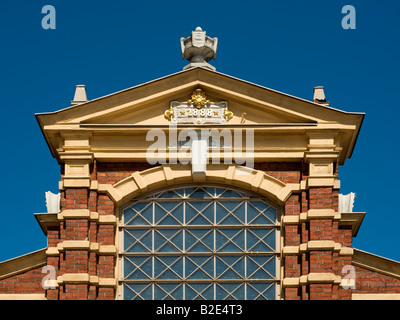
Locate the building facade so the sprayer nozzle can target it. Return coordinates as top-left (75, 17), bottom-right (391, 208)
top-left (1, 28), bottom-right (400, 300)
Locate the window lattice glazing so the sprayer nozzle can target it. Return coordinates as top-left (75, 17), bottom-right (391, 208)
top-left (120, 186), bottom-right (279, 300)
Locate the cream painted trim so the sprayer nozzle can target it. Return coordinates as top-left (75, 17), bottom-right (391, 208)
top-left (60, 153), bottom-right (92, 187)
top-left (93, 163), bottom-right (300, 206)
top-left (282, 241), bottom-right (353, 256)
top-left (306, 177), bottom-right (337, 188)
top-left (282, 277), bottom-right (300, 287)
top-left (57, 273), bottom-right (117, 287)
top-left (339, 247), bottom-right (354, 255)
top-left (98, 183), bottom-right (123, 203)
top-left (37, 67), bottom-right (363, 165)
top-left (352, 294), bottom-right (400, 300)
top-left (57, 240), bottom-right (91, 251)
top-left (300, 178), bottom-right (341, 190)
top-left (45, 247), bottom-right (59, 256)
top-left (282, 246), bottom-right (300, 255)
top-left (306, 273), bottom-right (342, 284)
top-left (307, 209), bottom-right (337, 219)
top-left (0, 294), bottom-right (46, 300)
top-left (282, 209), bottom-right (339, 225)
top-left (281, 215), bottom-right (299, 225)
top-left (58, 273), bottom-right (90, 283)
top-left (62, 177), bottom-right (91, 188)
top-left (98, 214), bottom-right (118, 225)
top-left (99, 245), bottom-right (118, 255)
top-left (57, 209), bottom-right (117, 225)
top-left (48, 241), bottom-right (117, 256)
top-left (282, 210), bottom-right (364, 238)
top-left (37, 210), bottom-right (117, 238)
top-left (98, 277), bottom-right (118, 287)
top-left (305, 240), bottom-right (337, 251)
top-left (58, 209), bottom-right (91, 219)
top-left (282, 273), bottom-right (342, 287)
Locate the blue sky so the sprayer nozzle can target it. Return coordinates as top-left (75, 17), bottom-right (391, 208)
top-left (0, 0), bottom-right (399, 263)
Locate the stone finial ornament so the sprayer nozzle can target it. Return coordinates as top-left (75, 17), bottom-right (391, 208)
top-left (180, 26), bottom-right (218, 71)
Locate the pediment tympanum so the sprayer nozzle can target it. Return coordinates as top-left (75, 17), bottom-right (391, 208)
top-left (36, 67), bottom-right (364, 165)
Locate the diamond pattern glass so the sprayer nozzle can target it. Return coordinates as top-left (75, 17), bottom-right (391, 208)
top-left (121, 186), bottom-right (279, 300)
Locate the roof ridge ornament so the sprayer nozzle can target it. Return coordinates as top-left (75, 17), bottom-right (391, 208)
top-left (180, 26), bottom-right (218, 71)
top-left (313, 86), bottom-right (330, 106)
top-left (71, 84), bottom-right (88, 106)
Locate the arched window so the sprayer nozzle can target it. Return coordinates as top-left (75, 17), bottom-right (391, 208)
top-left (119, 186), bottom-right (280, 300)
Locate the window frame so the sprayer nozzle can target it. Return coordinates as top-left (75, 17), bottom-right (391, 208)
top-left (117, 184), bottom-right (281, 300)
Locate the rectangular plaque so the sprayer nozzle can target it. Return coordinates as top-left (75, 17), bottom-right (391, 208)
top-left (169, 101), bottom-right (228, 125)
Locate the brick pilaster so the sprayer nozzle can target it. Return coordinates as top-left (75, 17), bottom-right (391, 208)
top-left (44, 181), bottom-right (117, 300)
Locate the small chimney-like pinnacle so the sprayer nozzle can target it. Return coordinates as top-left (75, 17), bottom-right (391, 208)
top-left (71, 85), bottom-right (87, 106)
top-left (313, 86), bottom-right (330, 106)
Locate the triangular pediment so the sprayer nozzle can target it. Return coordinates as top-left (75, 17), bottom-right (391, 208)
top-left (36, 67), bottom-right (364, 163)
top-left (78, 85), bottom-right (317, 126)
top-left (37, 67), bottom-right (361, 127)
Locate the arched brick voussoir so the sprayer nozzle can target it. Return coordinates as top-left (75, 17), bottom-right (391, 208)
top-left (97, 164), bottom-right (300, 206)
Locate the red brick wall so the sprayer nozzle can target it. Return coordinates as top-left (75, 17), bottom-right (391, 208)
top-left (97, 162), bottom-right (156, 185)
top-left (309, 187), bottom-right (333, 210)
top-left (254, 162), bottom-right (302, 184)
top-left (61, 188), bottom-right (88, 210)
top-left (353, 266), bottom-right (400, 294)
top-left (50, 161), bottom-right (156, 300)
top-left (267, 159), bottom-right (352, 300)
top-left (0, 267), bottom-right (44, 294)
